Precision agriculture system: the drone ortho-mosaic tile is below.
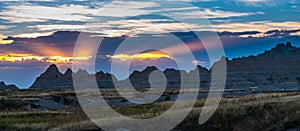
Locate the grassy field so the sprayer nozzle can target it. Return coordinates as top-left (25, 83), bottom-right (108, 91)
top-left (0, 91), bottom-right (299, 130)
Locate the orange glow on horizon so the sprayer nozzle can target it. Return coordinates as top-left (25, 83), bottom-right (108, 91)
top-left (107, 52), bottom-right (173, 61)
top-left (0, 39), bottom-right (14, 45)
top-left (0, 53), bottom-right (91, 63)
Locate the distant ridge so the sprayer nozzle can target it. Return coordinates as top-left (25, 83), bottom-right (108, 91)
top-left (29, 64), bottom-right (117, 89)
top-left (0, 81), bottom-right (18, 91)
top-left (29, 42), bottom-right (300, 90)
top-left (225, 42), bottom-right (300, 89)
top-left (30, 64), bottom-right (73, 89)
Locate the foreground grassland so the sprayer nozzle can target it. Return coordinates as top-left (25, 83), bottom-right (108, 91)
top-left (0, 91), bottom-right (300, 130)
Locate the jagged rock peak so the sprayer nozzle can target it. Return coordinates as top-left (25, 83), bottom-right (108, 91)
top-left (96, 71), bottom-right (105, 75)
top-left (275, 42), bottom-right (293, 48)
top-left (64, 68), bottom-right (73, 75)
top-left (48, 64), bottom-right (59, 71)
top-left (164, 68), bottom-right (178, 72)
top-left (268, 42), bottom-right (299, 56)
top-left (142, 66), bottom-right (158, 72)
top-left (0, 81), bottom-right (18, 90)
top-left (196, 65), bottom-right (209, 72)
top-left (40, 64), bottom-right (63, 78)
top-left (64, 68), bottom-right (74, 81)
top-left (75, 69), bottom-right (89, 76)
top-left (129, 66), bottom-right (159, 80)
top-left (0, 81), bottom-right (5, 88)
top-left (30, 64), bottom-right (73, 89)
top-left (286, 41), bottom-right (292, 47)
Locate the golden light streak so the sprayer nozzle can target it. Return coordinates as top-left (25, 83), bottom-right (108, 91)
top-left (107, 42), bottom-right (205, 62)
top-left (0, 39), bottom-right (14, 45)
top-left (0, 53), bottom-right (91, 63)
top-left (27, 43), bottom-right (68, 57)
top-left (13, 32), bottom-right (53, 38)
top-left (108, 52), bottom-right (173, 61)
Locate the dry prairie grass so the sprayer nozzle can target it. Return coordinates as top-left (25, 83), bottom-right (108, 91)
top-left (1, 91), bottom-right (300, 130)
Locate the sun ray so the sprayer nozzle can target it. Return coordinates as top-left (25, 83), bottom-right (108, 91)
top-left (0, 53), bottom-right (91, 63)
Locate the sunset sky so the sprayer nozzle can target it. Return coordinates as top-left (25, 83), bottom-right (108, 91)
top-left (0, 0), bottom-right (300, 88)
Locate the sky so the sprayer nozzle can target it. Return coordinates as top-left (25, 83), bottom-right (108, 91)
top-left (0, 0), bottom-right (300, 88)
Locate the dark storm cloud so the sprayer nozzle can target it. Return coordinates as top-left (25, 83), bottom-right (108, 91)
top-left (264, 29), bottom-right (300, 37)
top-left (1, 30), bottom-right (300, 88)
top-left (218, 31), bottom-right (261, 37)
top-left (1, 29), bottom-right (299, 58)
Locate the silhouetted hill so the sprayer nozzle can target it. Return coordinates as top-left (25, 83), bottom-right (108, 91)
top-left (64, 68), bottom-right (74, 81)
top-left (29, 65), bottom-right (117, 89)
top-left (225, 42), bottom-right (300, 89)
top-left (30, 64), bottom-right (73, 89)
top-left (29, 42), bottom-right (300, 90)
top-left (0, 81), bottom-right (18, 91)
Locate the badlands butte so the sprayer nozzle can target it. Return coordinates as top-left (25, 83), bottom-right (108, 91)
top-left (25, 42), bottom-right (300, 92)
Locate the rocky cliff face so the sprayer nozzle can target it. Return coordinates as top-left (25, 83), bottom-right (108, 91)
top-left (226, 42), bottom-right (300, 89)
top-left (95, 71), bottom-right (116, 89)
top-left (30, 64), bottom-right (73, 89)
top-left (29, 64), bottom-right (117, 90)
top-left (125, 42), bottom-right (300, 90)
top-left (128, 66), bottom-right (159, 89)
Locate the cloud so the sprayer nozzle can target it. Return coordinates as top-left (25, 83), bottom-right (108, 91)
top-left (0, 0), bottom-right (55, 1)
top-left (0, 31), bottom-right (80, 55)
top-left (0, 39), bottom-right (14, 45)
top-left (172, 8), bottom-right (260, 19)
top-left (0, 4), bottom-right (96, 23)
top-left (218, 31), bottom-right (261, 37)
top-left (263, 29), bottom-right (300, 37)
top-left (0, 1), bottom-right (158, 23)
top-left (236, 0), bottom-right (286, 6)
top-left (192, 60), bottom-right (206, 66)
top-left (92, 1), bottom-right (158, 17)
top-left (0, 29), bottom-right (299, 87)
top-left (0, 53), bottom-right (91, 63)
top-left (1, 29), bottom-right (297, 63)
top-left (0, 32), bottom-right (94, 63)
top-left (28, 25), bottom-right (93, 31)
top-left (0, 34), bottom-right (13, 44)
top-left (0, 1), bottom-right (271, 38)
top-left (13, 32), bottom-right (54, 38)
top-left (27, 19), bottom-right (202, 37)
top-left (211, 21), bottom-right (300, 37)
top-left (291, 32), bottom-right (300, 36)
top-left (0, 25), bottom-right (14, 30)
top-left (107, 52), bottom-right (173, 61)
top-left (105, 19), bottom-right (203, 37)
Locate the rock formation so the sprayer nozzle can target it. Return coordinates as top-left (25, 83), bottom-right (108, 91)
top-left (225, 42), bottom-right (300, 89)
top-left (30, 64), bottom-right (73, 89)
top-left (29, 64), bottom-right (117, 90)
top-left (29, 42), bottom-right (300, 90)
top-left (0, 81), bottom-right (18, 91)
